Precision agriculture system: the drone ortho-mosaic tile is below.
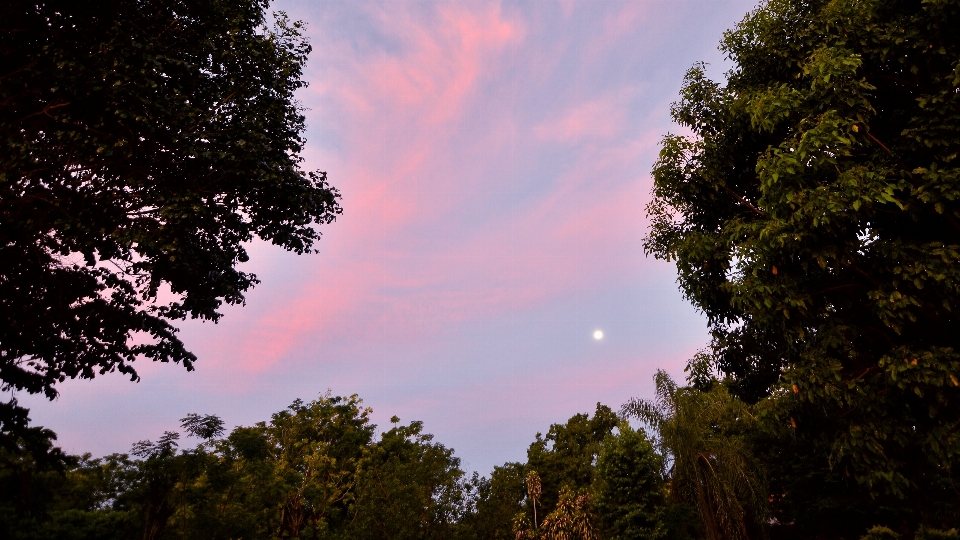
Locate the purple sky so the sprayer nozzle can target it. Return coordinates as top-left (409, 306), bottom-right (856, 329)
top-left (24, 0), bottom-right (756, 474)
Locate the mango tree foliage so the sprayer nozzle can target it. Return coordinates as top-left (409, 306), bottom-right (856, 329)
top-left (0, 0), bottom-right (341, 433)
top-left (645, 0), bottom-right (960, 497)
top-left (749, 387), bottom-right (949, 537)
top-left (261, 395), bottom-right (374, 537)
top-left (525, 404), bottom-right (619, 519)
top-left (343, 419), bottom-right (474, 540)
top-left (593, 425), bottom-right (668, 540)
top-left (466, 462), bottom-right (526, 540)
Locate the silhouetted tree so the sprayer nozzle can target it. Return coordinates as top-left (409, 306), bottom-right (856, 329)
top-left (0, 0), bottom-right (340, 439)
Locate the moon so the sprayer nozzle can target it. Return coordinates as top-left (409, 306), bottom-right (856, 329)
top-left (593, 330), bottom-right (604, 340)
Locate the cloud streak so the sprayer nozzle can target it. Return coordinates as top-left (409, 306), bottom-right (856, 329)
top-left (201, 1), bottom-right (669, 372)
top-left (23, 0), bottom-right (759, 473)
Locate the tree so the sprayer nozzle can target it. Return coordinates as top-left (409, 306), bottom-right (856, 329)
top-left (148, 394), bottom-right (375, 540)
top-left (593, 424), bottom-right (668, 540)
top-left (467, 462), bottom-right (526, 540)
top-left (527, 470), bottom-right (543, 530)
top-left (0, 423), bottom-right (79, 539)
top-left (622, 371), bottom-right (765, 540)
top-left (262, 394), bottom-right (374, 538)
top-left (342, 417), bottom-right (472, 540)
top-left (525, 404), bottom-right (619, 519)
top-left (0, 0), bottom-right (340, 432)
top-left (645, 0), bottom-right (960, 503)
top-left (16, 452), bottom-right (139, 540)
top-left (537, 487), bottom-right (598, 540)
top-left (0, 393), bottom-right (478, 539)
top-left (749, 389), bottom-right (924, 539)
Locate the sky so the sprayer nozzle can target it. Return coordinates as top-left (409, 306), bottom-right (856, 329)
top-left (24, 0), bottom-right (757, 474)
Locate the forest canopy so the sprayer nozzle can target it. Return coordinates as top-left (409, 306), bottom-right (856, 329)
top-left (0, 394), bottom-right (674, 540)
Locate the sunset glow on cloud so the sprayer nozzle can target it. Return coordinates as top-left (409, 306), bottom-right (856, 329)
top-left (25, 0), bottom-right (757, 472)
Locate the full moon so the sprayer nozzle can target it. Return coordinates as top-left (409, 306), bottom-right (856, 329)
top-left (593, 330), bottom-right (604, 340)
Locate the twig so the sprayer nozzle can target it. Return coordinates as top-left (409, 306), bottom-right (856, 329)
top-left (720, 184), bottom-right (766, 216)
top-left (866, 132), bottom-right (893, 156)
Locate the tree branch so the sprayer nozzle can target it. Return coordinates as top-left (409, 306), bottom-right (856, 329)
top-left (719, 184), bottom-right (766, 216)
top-left (866, 132), bottom-right (893, 156)
top-left (17, 101), bottom-right (71, 123)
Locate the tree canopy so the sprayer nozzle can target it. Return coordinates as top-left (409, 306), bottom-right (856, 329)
top-left (525, 403), bottom-right (619, 519)
top-left (0, 0), bottom-right (340, 431)
top-left (7, 383), bottom-right (958, 539)
top-left (593, 424), bottom-right (668, 540)
top-left (645, 0), bottom-right (960, 499)
top-left (0, 394), bottom-right (471, 540)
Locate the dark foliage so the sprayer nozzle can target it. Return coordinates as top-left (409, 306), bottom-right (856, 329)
top-left (525, 403), bottom-right (619, 519)
top-left (467, 462), bottom-right (526, 540)
top-left (594, 425), bottom-right (668, 540)
top-left (645, 0), bottom-right (960, 513)
top-left (0, 0), bottom-right (340, 433)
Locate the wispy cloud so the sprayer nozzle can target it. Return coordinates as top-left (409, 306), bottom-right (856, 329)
top-left (24, 0), bottom-right (758, 472)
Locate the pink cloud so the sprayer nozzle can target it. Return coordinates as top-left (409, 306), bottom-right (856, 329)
top-left (578, 2), bottom-right (664, 70)
top-left (179, 2), bottom-right (677, 374)
top-left (602, 1), bottom-right (652, 40)
top-left (210, 177), bottom-right (661, 371)
top-left (533, 92), bottom-right (632, 144)
top-left (323, 2), bottom-right (522, 128)
top-left (22, 0), bottom-right (763, 473)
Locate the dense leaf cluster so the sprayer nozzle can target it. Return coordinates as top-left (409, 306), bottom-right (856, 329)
top-left (496, 404), bottom-right (674, 540)
top-left (1, 394), bottom-right (471, 540)
top-left (646, 0), bottom-right (960, 506)
top-left (6, 381), bottom-right (956, 540)
top-left (0, 0), bottom-right (340, 425)
top-left (0, 395), bottom-right (675, 540)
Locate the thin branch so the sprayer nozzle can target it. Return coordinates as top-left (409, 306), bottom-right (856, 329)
top-left (863, 131), bottom-right (926, 192)
top-left (847, 366), bottom-right (879, 382)
top-left (0, 59), bottom-right (39, 81)
top-left (719, 185), bottom-right (766, 216)
top-left (837, 254), bottom-right (883, 288)
top-left (17, 101), bottom-right (71, 123)
top-left (866, 132), bottom-right (893, 156)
